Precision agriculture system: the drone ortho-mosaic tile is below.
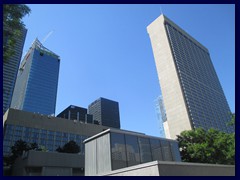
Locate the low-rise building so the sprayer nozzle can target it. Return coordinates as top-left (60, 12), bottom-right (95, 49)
top-left (3, 108), bottom-right (110, 156)
top-left (84, 128), bottom-right (181, 176)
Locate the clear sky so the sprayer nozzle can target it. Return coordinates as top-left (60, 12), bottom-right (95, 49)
top-left (21, 4), bottom-right (235, 137)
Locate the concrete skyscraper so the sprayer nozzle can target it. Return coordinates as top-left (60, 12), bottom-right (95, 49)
top-left (3, 27), bottom-right (27, 115)
top-left (88, 97), bottom-right (120, 128)
top-left (11, 39), bottom-right (60, 115)
top-left (147, 15), bottom-right (233, 139)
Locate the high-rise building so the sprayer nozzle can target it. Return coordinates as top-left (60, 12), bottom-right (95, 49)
top-left (11, 39), bottom-right (60, 115)
top-left (3, 27), bottom-right (27, 115)
top-left (155, 96), bottom-right (166, 138)
top-left (88, 97), bottom-right (120, 129)
top-left (147, 15), bottom-right (233, 139)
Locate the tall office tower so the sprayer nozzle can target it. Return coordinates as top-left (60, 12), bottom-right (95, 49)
top-left (147, 15), bottom-right (233, 139)
top-left (88, 97), bottom-right (120, 128)
top-left (3, 27), bottom-right (27, 115)
top-left (155, 96), bottom-right (166, 138)
top-left (11, 38), bottom-right (60, 115)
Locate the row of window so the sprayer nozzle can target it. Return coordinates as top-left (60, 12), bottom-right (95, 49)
top-left (110, 132), bottom-right (181, 170)
top-left (165, 23), bottom-right (233, 134)
top-left (3, 124), bottom-right (88, 155)
top-left (166, 24), bottom-right (221, 91)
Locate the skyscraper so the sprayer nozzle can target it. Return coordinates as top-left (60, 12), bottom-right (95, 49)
top-left (88, 97), bottom-right (120, 128)
top-left (11, 39), bottom-right (60, 115)
top-left (147, 15), bottom-right (233, 139)
top-left (3, 27), bottom-right (27, 115)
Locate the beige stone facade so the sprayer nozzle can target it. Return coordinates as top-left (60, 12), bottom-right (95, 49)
top-left (147, 15), bottom-right (192, 139)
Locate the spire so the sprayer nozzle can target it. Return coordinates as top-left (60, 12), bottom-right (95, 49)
top-left (160, 5), bottom-right (164, 16)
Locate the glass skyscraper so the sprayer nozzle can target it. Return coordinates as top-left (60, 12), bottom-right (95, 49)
top-left (155, 96), bottom-right (166, 138)
top-left (3, 27), bottom-right (27, 115)
top-left (11, 39), bottom-right (60, 115)
top-left (147, 15), bottom-right (233, 139)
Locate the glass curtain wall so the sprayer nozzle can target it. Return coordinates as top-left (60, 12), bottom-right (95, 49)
top-left (110, 132), bottom-right (181, 170)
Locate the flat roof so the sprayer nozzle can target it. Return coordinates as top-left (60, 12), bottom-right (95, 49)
top-left (83, 128), bottom-right (177, 144)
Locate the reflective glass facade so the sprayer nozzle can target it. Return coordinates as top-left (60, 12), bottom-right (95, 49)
top-left (3, 124), bottom-right (88, 156)
top-left (11, 39), bottom-right (60, 115)
top-left (155, 96), bottom-right (166, 138)
top-left (110, 132), bottom-right (181, 171)
top-left (3, 27), bottom-right (27, 115)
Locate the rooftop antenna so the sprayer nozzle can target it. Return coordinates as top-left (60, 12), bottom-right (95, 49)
top-left (42, 30), bottom-right (54, 44)
top-left (160, 6), bottom-right (164, 16)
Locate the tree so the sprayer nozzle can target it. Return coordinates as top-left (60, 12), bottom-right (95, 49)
top-left (227, 113), bottom-right (235, 127)
top-left (5, 140), bottom-right (41, 165)
top-left (56, 140), bottom-right (80, 154)
top-left (177, 128), bottom-right (235, 165)
top-left (3, 4), bottom-right (31, 62)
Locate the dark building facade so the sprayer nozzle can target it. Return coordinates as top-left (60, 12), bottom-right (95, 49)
top-left (57, 105), bottom-right (88, 123)
top-left (88, 97), bottom-right (120, 129)
top-left (3, 27), bottom-right (27, 115)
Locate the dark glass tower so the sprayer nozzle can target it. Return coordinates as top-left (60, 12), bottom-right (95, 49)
top-left (57, 105), bottom-right (88, 123)
top-left (11, 39), bottom-right (60, 115)
top-left (3, 27), bottom-right (27, 115)
top-left (88, 97), bottom-right (120, 128)
top-left (147, 15), bottom-right (233, 138)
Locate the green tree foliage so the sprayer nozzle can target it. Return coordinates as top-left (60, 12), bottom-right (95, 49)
top-left (5, 140), bottom-right (43, 165)
top-left (3, 4), bottom-right (31, 62)
top-left (227, 113), bottom-right (235, 128)
top-left (56, 140), bottom-right (80, 154)
top-left (177, 128), bottom-right (235, 165)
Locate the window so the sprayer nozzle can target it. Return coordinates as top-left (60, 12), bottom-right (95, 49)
top-left (138, 137), bottom-right (152, 163)
top-left (150, 139), bottom-right (163, 161)
top-left (110, 132), bottom-right (127, 170)
top-left (125, 135), bottom-right (140, 166)
top-left (170, 141), bottom-right (181, 162)
top-left (160, 140), bottom-right (173, 161)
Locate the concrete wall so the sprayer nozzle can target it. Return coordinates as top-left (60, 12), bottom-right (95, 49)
top-left (12, 151), bottom-right (84, 176)
top-left (3, 108), bottom-right (110, 137)
top-left (85, 133), bottom-right (111, 176)
top-left (101, 161), bottom-right (235, 176)
top-left (147, 15), bottom-right (192, 139)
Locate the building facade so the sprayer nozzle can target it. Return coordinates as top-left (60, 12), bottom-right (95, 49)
top-left (11, 39), bottom-right (60, 115)
top-left (3, 27), bottom-right (27, 115)
top-left (11, 151), bottom-right (84, 176)
top-left (88, 97), bottom-right (120, 129)
top-left (147, 15), bottom-right (233, 139)
top-left (3, 108), bottom-right (110, 157)
top-left (57, 105), bottom-right (88, 123)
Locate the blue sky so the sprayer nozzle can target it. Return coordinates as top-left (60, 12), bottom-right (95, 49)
top-left (21, 4), bottom-right (235, 137)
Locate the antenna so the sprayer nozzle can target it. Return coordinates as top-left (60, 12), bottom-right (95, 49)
top-left (160, 6), bottom-right (164, 15)
top-left (42, 30), bottom-right (54, 44)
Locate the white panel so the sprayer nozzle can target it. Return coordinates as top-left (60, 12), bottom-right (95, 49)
top-left (97, 133), bottom-right (111, 174)
top-left (85, 140), bottom-right (97, 176)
